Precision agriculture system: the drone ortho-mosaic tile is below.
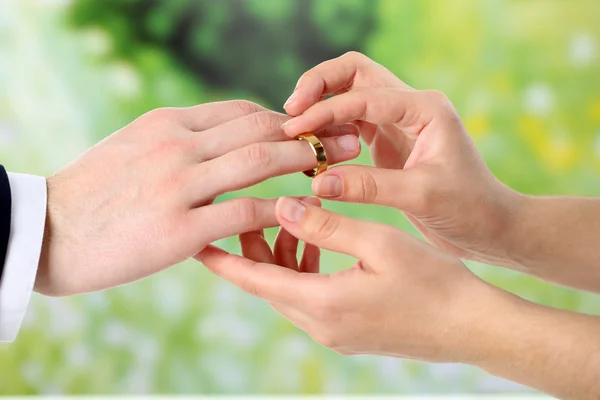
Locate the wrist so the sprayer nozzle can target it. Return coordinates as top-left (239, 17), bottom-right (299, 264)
top-left (35, 175), bottom-right (60, 296)
top-left (467, 290), bottom-right (532, 372)
top-left (498, 193), bottom-right (540, 271)
top-left (450, 281), bottom-right (523, 365)
top-left (460, 284), bottom-right (536, 369)
top-left (471, 186), bottom-right (532, 269)
top-left (470, 293), bottom-right (600, 398)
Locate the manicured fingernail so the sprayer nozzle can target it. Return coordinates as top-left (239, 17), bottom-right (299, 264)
top-left (283, 90), bottom-right (298, 109)
top-left (314, 175), bottom-right (342, 197)
top-left (336, 134), bottom-right (360, 152)
top-left (278, 197), bottom-right (306, 223)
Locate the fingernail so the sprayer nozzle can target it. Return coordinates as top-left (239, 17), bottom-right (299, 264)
top-left (301, 196), bottom-right (321, 206)
top-left (339, 124), bottom-right (359, 136)
top-left (283, 90), bottom-right (298, 109)
top-left (314, 175), bottom-right (342, 197)
top-left (336, 134), bottom-right (360, 152)
top-left (281, 117), bottom-right (298, 129)
top-left (278, 197), bottom-right (307, 223)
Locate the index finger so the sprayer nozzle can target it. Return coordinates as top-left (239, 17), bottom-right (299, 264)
top-left (282, 88), bottom-right (434, 139)
top-left (284, 52), bottom-right (409, 117)
top-left (196, 245), bottom-right (324, 305)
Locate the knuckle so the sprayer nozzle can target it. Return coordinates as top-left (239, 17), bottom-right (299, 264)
top-left (250, 111), bottom-right (285, 133)
top-left (355, 172), bottom-right (379, 203)
top-left (241, 276), bottom-right (261, 298)
top-left (341, 50), bottom-right (368, 64)
top-left (144, 107), bottom-right (180, 125)
top-left (232, 99), bottom-right (264, 115)
top-left (423, 89), bottom-right (450, 105)
top-left (245, 142), bottom-right (273, 169)
top-left (422, 90), bottom-right (457, 116)
top-left (233, 197), bottom-right (259, 223)
top-left (309, 212), bottom-right (340, 242)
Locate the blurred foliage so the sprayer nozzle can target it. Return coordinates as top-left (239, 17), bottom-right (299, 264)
top-left (68, 0), bottom-right (376, 107)
top-left (1, 0), bottom-right (600, 396)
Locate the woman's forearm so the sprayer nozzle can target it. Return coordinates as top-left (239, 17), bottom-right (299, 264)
top-left (503, 196), bottom-right (600, 292)
top-left (475, 293), bottom-right (600, 399)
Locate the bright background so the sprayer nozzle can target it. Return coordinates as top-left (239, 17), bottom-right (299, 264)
top-left (1, 0), bottom-right (600, 395)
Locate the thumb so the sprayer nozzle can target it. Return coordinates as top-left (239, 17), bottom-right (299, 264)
top-left (311, 165), bottom-right (426, 212)
top-left (275, 197), bottom-right (397, 267)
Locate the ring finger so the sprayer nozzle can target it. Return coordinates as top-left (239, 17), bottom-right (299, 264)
top-left (192, 134), bottom-right (361, 202)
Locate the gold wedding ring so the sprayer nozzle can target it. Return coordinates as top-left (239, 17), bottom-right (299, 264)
top-left (295, 132), bottom-right (328, 178)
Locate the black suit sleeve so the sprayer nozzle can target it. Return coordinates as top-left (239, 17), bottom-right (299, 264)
top-left (0, 165), bottom-right (12, 282)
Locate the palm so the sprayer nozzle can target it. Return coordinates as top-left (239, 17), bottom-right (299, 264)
top-left (363, 124), bottom-right (414, 169)
top-left (359, 120), bottom-right (476, 260)
top-left (348, 64), bottom-right (417, 169)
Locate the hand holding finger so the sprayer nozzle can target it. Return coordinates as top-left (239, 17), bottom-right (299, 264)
top-left (273, 197), bottom-right (321, 272)
top-left (282, 88), bottom-right (441, 139)
top-left (194, 134), bottom-right (360, 202)
top-left (274, 197), bottom-right (399, 264)
top-left (198, 110), bottom-right (358, 161)
top-left (284, 51), bottom-right (409, 118)
top-left (238, 197), bottom-right (321, 271)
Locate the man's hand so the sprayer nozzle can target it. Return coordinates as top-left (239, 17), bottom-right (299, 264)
top-left (35, 101), bottom-right (360, 296)
top-left (281, 51), bottom-right (523, 268)
top-left (198, 197), bottom-right (600, 399)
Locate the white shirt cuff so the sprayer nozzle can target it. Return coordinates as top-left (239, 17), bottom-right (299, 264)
top-left (0, 173), bottom-right (47, 342)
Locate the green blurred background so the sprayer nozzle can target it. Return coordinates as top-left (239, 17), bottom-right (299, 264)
top-left (1, 0), bottom-right (599, 395)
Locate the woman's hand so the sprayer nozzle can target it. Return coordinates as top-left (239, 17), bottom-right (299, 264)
top-left (281, 52), bottom-right (524, 267)
top-left (36, 101), bottom-right (360, 296)
top-left (198, 197), bottom-right (502, 363)
top-left (198, 197), bottom-right (600, 399)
